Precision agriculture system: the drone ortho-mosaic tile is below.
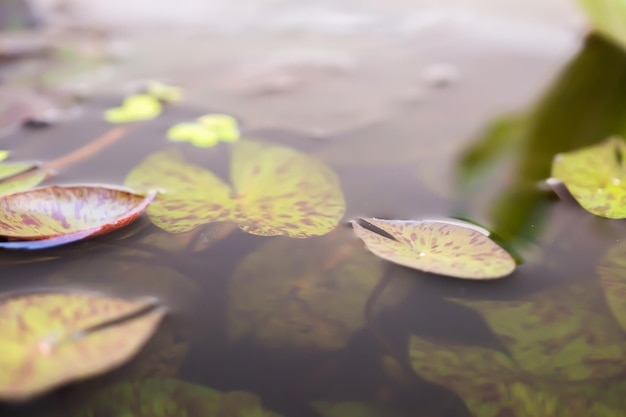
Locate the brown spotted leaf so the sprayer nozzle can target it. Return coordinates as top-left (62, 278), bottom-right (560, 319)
top-left (124, 140), bottom-right (346, 238)
top-left (58, 378), bottom-right (286, 417)
top-left (0, 292), bottom-right (165, 400)
top-left (0, 185), bottom-right (155, 249)
top-left (352, 218), bottom-right (515, 279)
top-left (228, 230), bottom-right (408, 352)
top-left (449, 284), bottom-right (626, 382)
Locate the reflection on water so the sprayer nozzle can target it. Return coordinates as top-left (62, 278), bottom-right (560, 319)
top-left (3, 27), bottom-right (626, 417)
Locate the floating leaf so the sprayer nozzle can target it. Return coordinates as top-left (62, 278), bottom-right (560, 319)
top-left (597, 239), bottom-right (626, 332)
top-left (125, 140), bottom-right (345, 238)
top-left (145, 81), bottom-right (182, 102)
top-left (228, 231), bottom-right (399, 352)
top-left (0, 162), bottom-right (36, 181)
top-left (448, 284), bottom-right (626, 382)
top-left (0, 185), bottom-right (155, 247)
top-left (0, 169), bottom-right (47, 197)
top-left (550, 137), bottom-right (626, 218)
top-left (0, 150), bottom-right (8, 162)
top-left (105, 94), bottom-right (162, 124)
top-left (59, 379), bottom-right (286, 417)
top-left (576, 0), bottom-right (626, 51)
top-left (351, 218), bottom-right (515, 279)
top-left (0, 292), bottom-right (165, 400)
top-left (167, 113), bottom-right (240, 148)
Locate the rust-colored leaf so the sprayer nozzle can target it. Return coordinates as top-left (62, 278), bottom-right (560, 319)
top-left (0, 291), bottom-right (166, 400)
top-left (0, 185), bottom-right (155, 248)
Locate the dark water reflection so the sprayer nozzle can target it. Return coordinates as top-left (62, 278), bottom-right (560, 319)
top-left (2, 33), bottom-right (626, 417)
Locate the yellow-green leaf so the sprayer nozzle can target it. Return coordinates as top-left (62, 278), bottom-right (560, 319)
top-left (0, 292), bottom-right (165, 400)
top-left (550, 137), bottom-right (626, 218)
top-left (59, 379), bottom-right (286, 417)
top-left (125, 140), bottom-right (346, 238)
top-left (351, 218), bottom-right (515, 279)
top-left (0, 169), bottom-right (47, 197)
top-left (166, 113), bottom-right (240, 148)
top-left (448, 284), bottom-right (626, 381)
top-left (0, 162), bottom-right (36, 181)
top-left (145, 81), bottom-right (182, 103)
top-left (198, 114), bottom-right (240, 143)
top-left (105, 94), bottom-right (162, 124)
top-left (228, 231), bottom-right (399, 352)
top-left (0, 151), bottom-right (9, 162)
top-left (576, 0), bottom-right (626, 51)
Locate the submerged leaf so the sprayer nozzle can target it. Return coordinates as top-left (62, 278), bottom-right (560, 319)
top-left (0, 185), bottom-right (155, 247)
top-left (228, 231), bottom-right (397, 352)
top-left (105, 94), bottom-right (162, 124)
top-left (59, 379), bottom-right (286, 417)
top-left (352, 218), bottom-right (515, 279)
top-left (550, 137), bottom-right (626, 218)
top-left (576, 0), bottom-right (626, 51)
top-left (449, 284), bottom-right (626, 381)
top-left (312, 401), bottom-right (408, 417)
top-left (125, 140), bottom-right (345, 238)
top-left (0, 292), bottom-right (165, 400)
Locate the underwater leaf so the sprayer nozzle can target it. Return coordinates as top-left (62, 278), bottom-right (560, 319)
top-left (410, 333), bottom-right (623, 417)
top-left (351, 218), bottom-right (515, 279)
top-left (167, 114), bottom-right (240, 148)
top-left (576, 0), bottom-right (626, 51)
top-left (105, 94), bottom-right (162, 124)
top-left (0, 292), bottom-right (165, 400)
top-left (448, 284), bottom-right (626, 382)
top-left (312, 401), bottom-right (408, 417)
top-left (0, 169), bottom-right (48, 197)
top-left (0, 185), bottom-right (155, 246)
top-left (597, 239), bottom-right (626, 332)
top-left (60, 378), bottom-right (286, 417)
top-left (550, 137), bottom-right (626, 218)
top-left (228, 230), bottom-right (406, 352)
top-left (125, 140), bottom-right (346, 238)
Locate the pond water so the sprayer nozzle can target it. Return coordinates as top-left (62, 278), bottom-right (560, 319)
top-left (2, 19), bottom-right (626, 417)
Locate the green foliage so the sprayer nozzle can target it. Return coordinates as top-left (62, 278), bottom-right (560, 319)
top-left (576, 0), bottom-right (626, 51)
top-left (105, 94), bottom-right (162, 124)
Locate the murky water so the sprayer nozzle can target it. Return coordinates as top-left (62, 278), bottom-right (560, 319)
top-left (3, 13), bottom-right (626, 417)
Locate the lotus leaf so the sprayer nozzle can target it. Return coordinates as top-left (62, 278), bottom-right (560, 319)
top-left (0, 169), bottom-right (47, 197)
top-left (145, 81), bottom-right (182, 102)
top-left (0, 292), bottom-right (165, 400)
top-left (0, 151), bottom-right (8, 162)
top-left (597, 239), bottom-right (626, 332)
top-left (125, 141), bottom-right (345, 238)
top-left (550, 137), bottom-right (626, 218)
top-left (0, 185), bottom-right (155, 247)
top-left (61, 378), bottom-right (286, 417)
top-left (105, 94), bottom-right (162, 124)
top-left (351, 218), bottom-right (515, 279)
top-left (409, 335), bottom-right (623, 417)
top-left (576, 0), bottom-right (626, 51)
top-left (167, 113), bottom-right (240, 148)
top-left (448, 284), bottom-right (626, 382)
top-left (0, 162), bottom-right (37, 182)
top-left (228, 230), bottom-right (408, 352)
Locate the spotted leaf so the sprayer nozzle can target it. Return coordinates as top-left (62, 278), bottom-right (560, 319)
top-left (125, 140), bottom-right (346, 238)
top-left (58, 378), bottom-right (286, 417)
top-left (550, 137), bottom-right (626, 218)
top-left (351, 218), bottom-right (515, 279)
top-left (0, 292), bottom-right (165, 400)
top-left (0, 185), bottom-right (155, 248)
top-left (449, 284), bottom-right (626, 382)
top-left (228, 231), bottom-right (405, 352)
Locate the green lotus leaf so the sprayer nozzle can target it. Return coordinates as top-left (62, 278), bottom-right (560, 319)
top-left (0, 185), bottom-right (155, 249)
top-left (0, 292), bottom-right (165, 400)
top-left (576, 0), bottom-right (626, 51)
top-left (448, 284), bottom-right (626, 382)
top-left (167, 122), bottom-right (219, 147)
top-left (125, 140), bottom-right (346, 238)
top-left (409, 335), bottom-right (623, 417)
top-left (198, 114), bottom-right (240, 143)
top-left (597, 239), bottom-right (626, 332)
top-left (351, 218), bottom-right (515, 279)
top-left (61, 378), bottom-right (286, 417)
top-left (105, 94), bottom-right (162, 124)
top-left (550, 137), bottom-right (626, 218)
top-left (0, 162), bottom-right (37, 181)
top-left (228, 230), bottom-right (408, 352)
